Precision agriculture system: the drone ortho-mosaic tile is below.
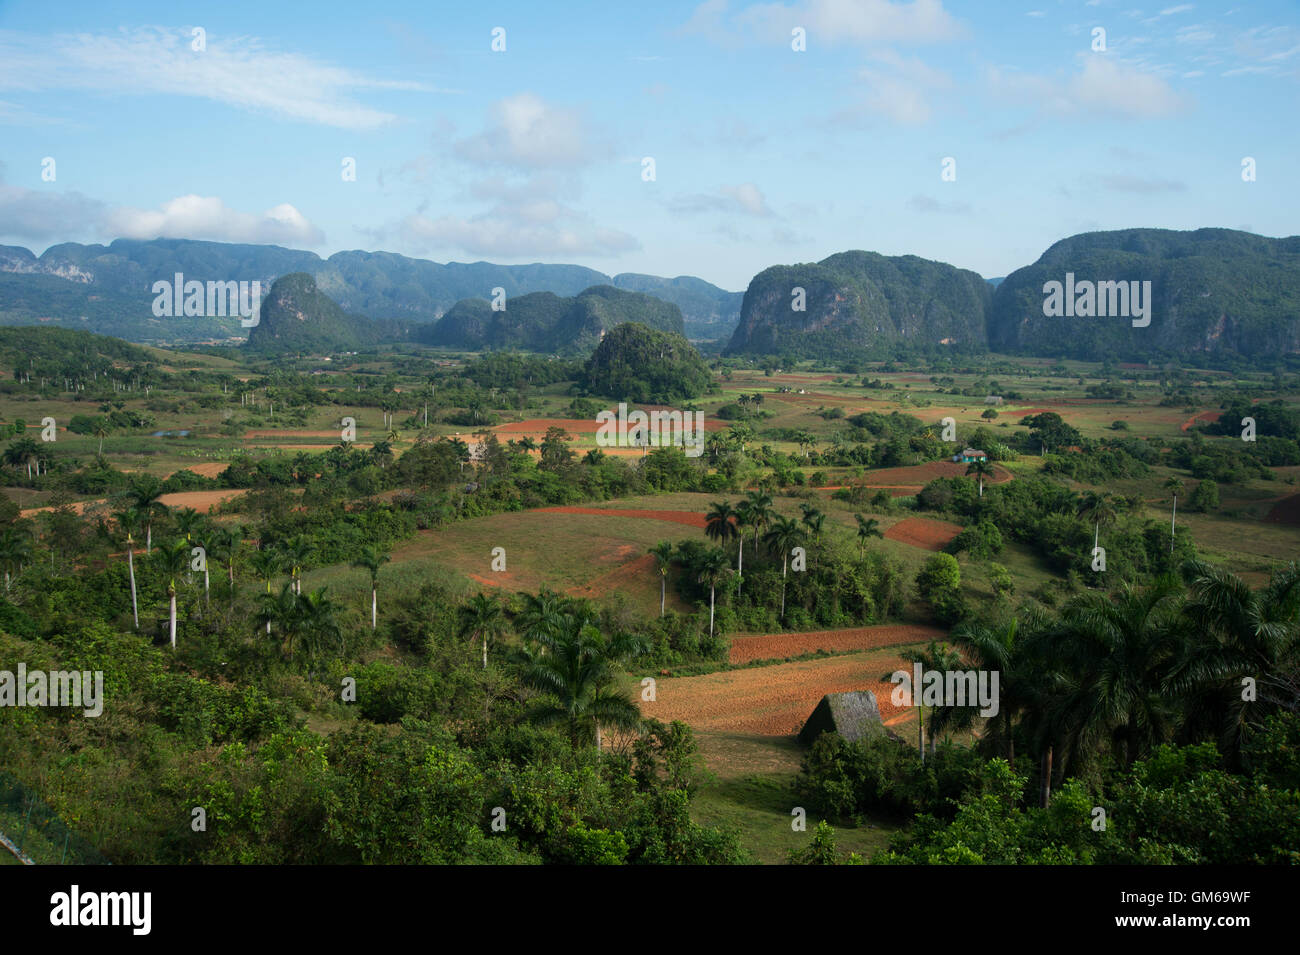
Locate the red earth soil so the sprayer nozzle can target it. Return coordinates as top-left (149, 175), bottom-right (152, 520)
top-left (641, 654), bottom-right (913, 735)
top-left (532, 506), bottom-right (708, 528)
top-left (1181, 411), bottom-right (1223, 432)
top-left (884, 516), bottom-right (964, 551)
top-left (569, 552), bottom-right (657, 602)
top-left (729, 624), bottom-right (945, 665)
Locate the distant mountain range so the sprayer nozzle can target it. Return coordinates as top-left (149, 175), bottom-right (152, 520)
top-left (0, 238), bottom-right (741, 343)
top-left (2, 229), bottom-right (1297, 364)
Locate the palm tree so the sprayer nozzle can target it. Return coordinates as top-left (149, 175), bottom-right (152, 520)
top-left (1165, 476), bottom-right (1186, 554)
top-left (128, 476), bottom-right (167, 553)
top-left (352, 546), bottom-right (391, 630)
top-left (649, 541), bottom-right (674, 618)
top-left (112, 508), bottom-right (142, 628)
top-left (1037, 581), bottom-right (1184, 774)
top-left (152, 540), bottom-right (190, 648)
top-left (899, 641), bottom-right (969, 758)
top-left (93, 421), bottom-right (111, 455)
top-left (460, 592), bottom-right (506, 669)
top-left (800, 503), bottom-right (825, 549)
top-left (696, 548), bottom-right (731, 638)
top-left (248, 548), bottom-right (281, 635)
top-left (764, 516), bottom-right (806, 621)
top-left (733, 500), bottom-right (754, 599)
top-left (951, 617), bottom-right (1027, 766)
top-left (705, 499), bottom-right (739, 591)
top-left (295, 587), bottom-right (343, 662)
top-left (1076, 490), bottom-right (1118, 556)
top-left (515, 588), bottom-right (570, 643)
top-left (0, 527), bottom-right (32, 593)
top-left (516, 618), bottom-right (647, 748)
top-left (854, 514), bottom-right (882, 560)
top-left (280, 535), bottom-right (313, 595)
top-left (744, 490), bottom-right (774, 550)
top-left (966, 458), bottom-right (995, 498)
top-left (1173, 560), bottom-right (1300, 758)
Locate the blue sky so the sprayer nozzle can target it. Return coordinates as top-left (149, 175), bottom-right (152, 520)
top-left (0, 0), bottom-right (1296, 290)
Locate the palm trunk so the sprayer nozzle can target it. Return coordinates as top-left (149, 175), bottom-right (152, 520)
top-left (659, 575), bottom-right (666, 617)
top-left (146, 522), bottom-right (152, 554)
top-left (737, 538), bottom-right (744, 599)
top-left (169, 593), bottom-right (177, 648)
top-left (918, 703), bottom-right (925, 765)
top-left (1040, 746), bottom-right (1053, 807)
top-left (482, 636), bottom-right (488, 669)
top-left (371, 587), bottom-right (377, 630)
top-left (709, 585), bottom-right (716, 637)
top-left (1170, 494), bottom-right (1177, 554)
top-left (780, 558), bottom-right (788, 618)
top-left (204, 567), bottom-right (210, 605)
top-left (127, 545), bottom-right (138, 629)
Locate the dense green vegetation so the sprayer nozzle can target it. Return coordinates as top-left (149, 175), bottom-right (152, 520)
top-left (581, 322), bottom-right (711, 403)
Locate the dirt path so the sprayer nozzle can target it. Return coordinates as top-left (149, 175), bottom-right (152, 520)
top-left (729, 624), bottom-right (945, 664)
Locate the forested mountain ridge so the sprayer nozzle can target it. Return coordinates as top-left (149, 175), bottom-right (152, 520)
top-left (0, 238), bottom-right (737, 343)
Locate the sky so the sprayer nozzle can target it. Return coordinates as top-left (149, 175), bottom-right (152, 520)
top-left (0, 0), bottom-right (1297, 290)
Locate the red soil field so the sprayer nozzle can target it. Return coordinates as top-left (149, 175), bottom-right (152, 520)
top-left (729, 624), bottom-right (945, 665)
top-left (641, 653), bottom-right (913, 735)
top-left (884, 516), bottom-right (963, 551)
top-left (532, 506), bottom-right (707, 528)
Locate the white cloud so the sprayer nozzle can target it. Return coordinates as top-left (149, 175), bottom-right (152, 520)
top-left (988, 56), bottom-right (1188, 118)
top-left (108, 195), bottom-right (324, 245)
top-left (907, 194), bottom-right (971, 214)
top-left (453, 93), bottom-right (602, 169)
top-left (0, 175), bottom-right (323, 245)
top-left (0, 27), bottom-right (432, 129)
top-left (854, 49), bottom-right (953, 124)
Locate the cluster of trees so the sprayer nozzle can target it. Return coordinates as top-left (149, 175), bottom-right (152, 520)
top-left (797, 561), bottom-right (1300, 864)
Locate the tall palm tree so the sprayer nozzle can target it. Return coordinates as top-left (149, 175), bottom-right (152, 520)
top-left (764, 516), bottom-right (806, 621)
top-left (899, 641), bottom-right (969, 758)
top-left (800, 505), bottom-right (825, 557)
top-left (112, 508), bottom-right (141, 628)
top-left (966, 458), bottom-right (995, 498)
top-left (649, 541), bottom-right (674, 618)
top-left (733, 500), bottom-right (754, 599)
top-left (460, 592), bottom-right (506, 669)
top-left (854, 514), bottom-right (882, 560)
top-left (152, 540), bottom-right (190, 648)
top-left (280, 535), bottom-right (313, 595)
top-left (295, 587), bottom-right (343, 662)
top-left (128, 476), bottom-right (167, 553)
top-left (696, 548), bottom-right (731, 638)
top-left (248, 548), bottom-right (281, 635)
top-left (1076, 490), bottom-right (1118, 555)
top-left (351, 545), bottom-right (391, 630)
top-left (0, 527), bottom-right (32, 593)
top-left (705, 500), bottom-right (738, 552)
top-left (1037, 581), bottom-right (1184, 774)
top-left (744, 490), bottom-right (774, 550)
top-left (516, 618), bottom-right (646, 748)
top-left (951, 617), bottom-right (1028, 766)
top-left (93, 422), bottom-right (111, 455)
top-left (1165, 476), bottom-right (1186, 554)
